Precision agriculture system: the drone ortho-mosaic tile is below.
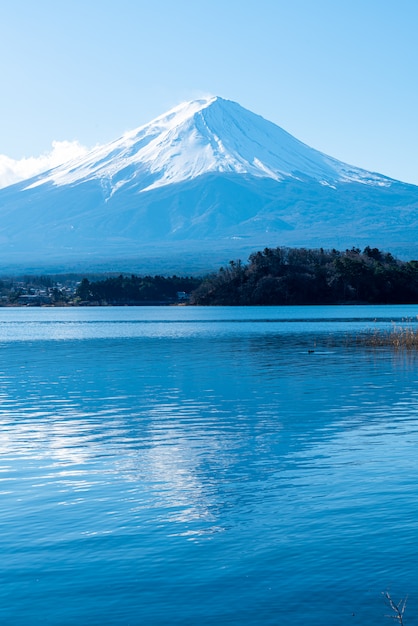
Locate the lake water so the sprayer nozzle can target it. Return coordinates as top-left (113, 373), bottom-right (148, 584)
top-left (1, 305), bottom-right (417, 625)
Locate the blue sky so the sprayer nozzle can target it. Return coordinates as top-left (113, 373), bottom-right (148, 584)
top-left (1, 0), bottom-right (417, 185)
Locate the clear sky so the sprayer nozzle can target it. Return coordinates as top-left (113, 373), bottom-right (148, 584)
top-left (1, 0), bottom-right (417, 186)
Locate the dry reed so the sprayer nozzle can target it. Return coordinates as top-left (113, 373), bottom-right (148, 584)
top-left (357, 325), bottom-right (418, 349)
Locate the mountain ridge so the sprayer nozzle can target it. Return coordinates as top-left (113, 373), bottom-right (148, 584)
top-left (0, 96), bottom-right (417, 273)
top-left (25, 96), bottom-right (397, 192)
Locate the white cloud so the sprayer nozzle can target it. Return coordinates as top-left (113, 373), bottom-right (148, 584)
top-left (0, 140), bottom-right (89, 189)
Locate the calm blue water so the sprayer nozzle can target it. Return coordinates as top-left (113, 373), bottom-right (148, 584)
top-left (0, 305), bottom-right (417, 625)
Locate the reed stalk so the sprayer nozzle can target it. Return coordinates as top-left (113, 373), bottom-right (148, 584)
top-left (357, 325), bottom-right (418, 349)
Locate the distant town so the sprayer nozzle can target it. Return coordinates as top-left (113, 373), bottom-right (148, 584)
top-left (0, 273), bottom-right (201, 306)
top-left (0, 275), bottom-right (80, 306)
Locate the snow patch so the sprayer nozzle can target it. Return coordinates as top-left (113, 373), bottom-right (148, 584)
top-left (18, 96), bottom-right (395, 195)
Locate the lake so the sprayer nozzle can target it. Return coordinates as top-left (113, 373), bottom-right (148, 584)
top-left (0, 305), bottom-right (417, 625)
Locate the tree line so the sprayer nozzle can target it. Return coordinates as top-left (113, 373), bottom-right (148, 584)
top-left (189, 246), bottom-right (418, 305)
top-left (43, 245), bottom-right (418, 306)
top-left (76, 274), bottom-right (201, 304)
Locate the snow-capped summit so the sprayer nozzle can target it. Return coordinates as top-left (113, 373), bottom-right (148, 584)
top-left (27, 95), bottom-right (391, 195)
top-left (0, 97), bottom-right (418, 273)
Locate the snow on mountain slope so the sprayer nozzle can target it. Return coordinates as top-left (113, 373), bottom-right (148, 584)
top-left (26, 96), bottom-right (393, 195)
top-left (1, 96), bottom-right (418, 273)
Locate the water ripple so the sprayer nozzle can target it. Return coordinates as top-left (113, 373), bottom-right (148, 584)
top-left (1, 307), bottom-right (418, 624)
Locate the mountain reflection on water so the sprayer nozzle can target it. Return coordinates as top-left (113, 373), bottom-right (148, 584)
top-left (0, 305), bottom-right (417, 625)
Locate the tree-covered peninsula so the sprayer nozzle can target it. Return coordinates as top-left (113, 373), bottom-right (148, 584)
top-left (189, 246), bottom-right (418, 305)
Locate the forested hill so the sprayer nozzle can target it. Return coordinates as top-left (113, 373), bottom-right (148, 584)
top-left (190, 246), bottom-right (418, 305)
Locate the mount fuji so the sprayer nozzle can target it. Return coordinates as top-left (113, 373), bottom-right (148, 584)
top-left (1, 96), bottom-right (418, 273)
